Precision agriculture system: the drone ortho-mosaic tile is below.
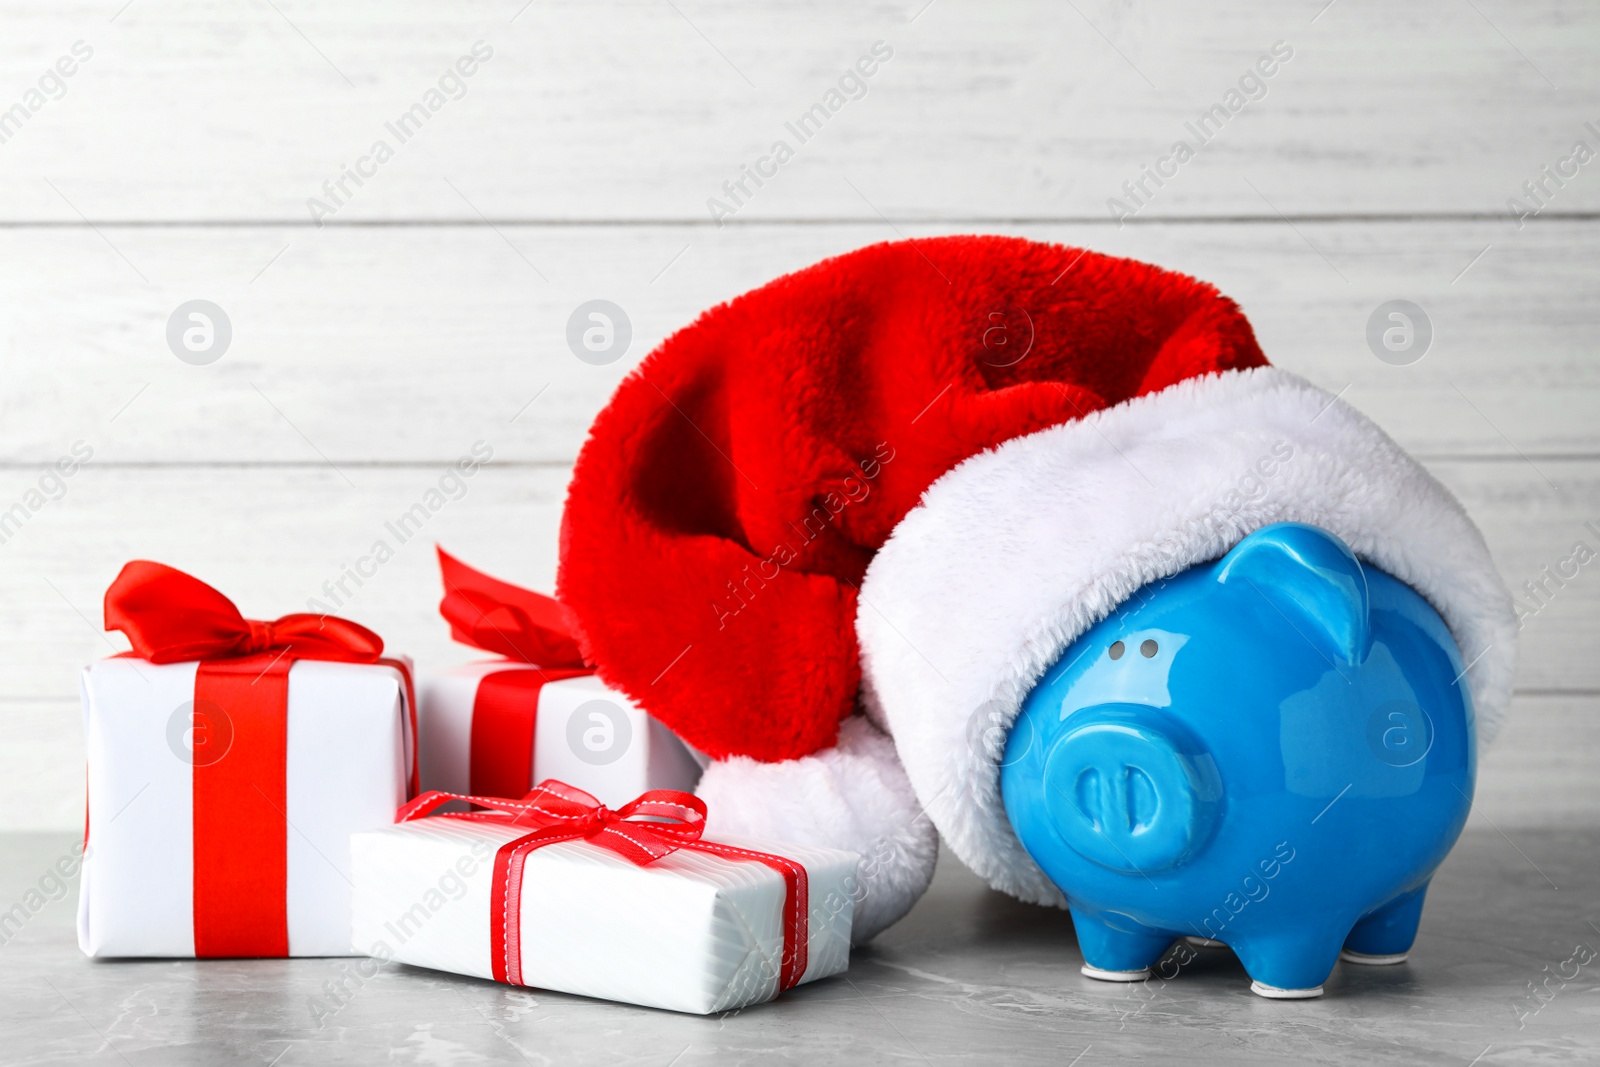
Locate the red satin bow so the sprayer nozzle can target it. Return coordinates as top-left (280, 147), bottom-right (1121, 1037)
top-left (400, 781), bottom-right (809, 991)
top-left (398, 780), bottom-right (707, 865)
top-left (104, 560), bottom-right (384, 665)
top-left (437, 547), bottom-right (586, 668)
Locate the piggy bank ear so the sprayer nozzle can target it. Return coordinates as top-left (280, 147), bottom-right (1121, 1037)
top-left (1215, 523), bottom-right (1373, 667)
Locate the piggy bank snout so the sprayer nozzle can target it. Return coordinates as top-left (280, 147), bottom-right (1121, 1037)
top-left (1042, 707), bottom-right (1221, 874)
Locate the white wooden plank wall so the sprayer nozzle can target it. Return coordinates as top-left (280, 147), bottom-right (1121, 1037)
top-left (0, 1), bottom-right (1595, 829)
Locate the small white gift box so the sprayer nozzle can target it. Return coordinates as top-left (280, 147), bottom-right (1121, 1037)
top-left (423, 549), bottom-right (702, 805)
top-left (78, 655), bottom-right (414, 958)
top-left (418, 662), bottom-right (703, 806)
top-left (350, 785), bottom-right (857, 1014)
top-left (80, 558), bottom-right (416, 958)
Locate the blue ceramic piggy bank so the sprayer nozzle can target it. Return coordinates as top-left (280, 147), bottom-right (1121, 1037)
top-left (1001, 523), bottom-right (1475, 998)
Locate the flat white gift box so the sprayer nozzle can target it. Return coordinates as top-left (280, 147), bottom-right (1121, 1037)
top-left (418, 662), bottom-right (703, 806)
top-left (350, 815), bottom-right (857, 1014)
top-left (78, 656), bottom-right (412, 957)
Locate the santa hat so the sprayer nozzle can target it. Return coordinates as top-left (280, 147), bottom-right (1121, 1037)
top-left (557, 236), bottom-right (1516, 939)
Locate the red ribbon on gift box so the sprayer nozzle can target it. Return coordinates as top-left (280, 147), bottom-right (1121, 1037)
top-left (436, 548), bottom-right (593, 798)
top-left (398, 781), bottom-right (810, 992)
top-left (102, 560), bottom-right (418, 958)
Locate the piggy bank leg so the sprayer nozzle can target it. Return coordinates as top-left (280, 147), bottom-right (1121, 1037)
top-left (1070, 906), bottom-right (1174, 981)
top-left (1341, 883), bottom-right (1428, 965)
top-left (1231, 927), bottom-right (1346, 999)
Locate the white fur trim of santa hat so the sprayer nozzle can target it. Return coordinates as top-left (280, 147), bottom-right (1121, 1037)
top-left (694, 715), bottom-right (939, 944)
top-left (855, 365), bottom-right (1518, 907)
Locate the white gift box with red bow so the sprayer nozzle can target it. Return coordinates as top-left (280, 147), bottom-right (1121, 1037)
top-left (78, 560), bottom-right (416, 959)
top-left (421, 549), bottom-right (702, 805)
top-left (349, 785), bottom-right (857, 1014)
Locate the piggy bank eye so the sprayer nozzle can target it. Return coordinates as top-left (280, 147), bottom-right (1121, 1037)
top-left (1140, 639), bottom-right (1159, 658)
top-left (1108, 641), bottom-right (1125, 660)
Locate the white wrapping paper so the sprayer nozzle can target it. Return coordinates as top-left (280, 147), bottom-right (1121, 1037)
top-left (78, 656), bottom-right (411, 957)
top-left (350, 816), bottom-right (857, 1014)
top-left (418, 663), bottom-right (703, 806)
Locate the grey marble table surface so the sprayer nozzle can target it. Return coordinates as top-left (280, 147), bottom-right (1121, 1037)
top-left (2, 828), bottom-right (1595, 1066)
